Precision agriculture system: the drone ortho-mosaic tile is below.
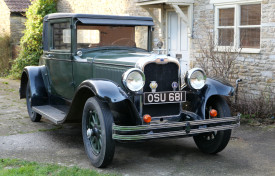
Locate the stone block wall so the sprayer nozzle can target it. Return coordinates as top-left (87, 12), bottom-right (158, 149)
top-left (0, 0), bottom-right (11, 35)
top-left (192, 0), bottom-right (275, 97)
top-left (10, 15), bottom-right (26, 45)
top-left (57, 0), bottom-right (162, 48)
top-left (57, 0), bottom-right (148, 16)
top-left (57, 0), bottom-right (275, 97)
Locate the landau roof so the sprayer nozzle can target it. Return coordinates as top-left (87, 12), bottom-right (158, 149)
top-left (45, 13), bottom-right (155, 26)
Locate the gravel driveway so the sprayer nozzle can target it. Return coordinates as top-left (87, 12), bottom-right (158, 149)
top-left (0, 78), bottom-right (275, 176)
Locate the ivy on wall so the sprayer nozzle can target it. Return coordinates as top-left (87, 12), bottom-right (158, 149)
top-left (10, 0), bottom-right (57, 78)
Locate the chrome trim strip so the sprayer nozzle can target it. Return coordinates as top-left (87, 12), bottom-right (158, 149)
top-left (113, 116), bottom-right (239, 132)
top-left (93, 61), bottom-right (133, 67)
top-left (135, 54), bottom-right (181, 71)
top-left (113, 124), bottom-right (238, 141)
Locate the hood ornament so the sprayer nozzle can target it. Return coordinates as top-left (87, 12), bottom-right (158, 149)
top-left (149, 81), bottom-right (158, 92)
top-left (172, 81), bottom-right (178, 91)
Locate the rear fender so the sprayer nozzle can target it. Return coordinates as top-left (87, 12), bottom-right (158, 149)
top-left (20, 66), bottom-right (48, 106)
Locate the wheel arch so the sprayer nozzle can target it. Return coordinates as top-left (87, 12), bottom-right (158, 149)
top-left (19, 66), bottom-right (48, 106)
top-left (65, 79), bottom-right (141, 125)
top-left (20, 71), bottom-right (28, 99)
top-left (197, 78), bottom-right (234, 119)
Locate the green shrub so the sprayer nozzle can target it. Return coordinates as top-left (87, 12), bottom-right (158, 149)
top-left (10, 0), bottom-right (57, 78)
top-left (0, 34), bottom-right (11, 77)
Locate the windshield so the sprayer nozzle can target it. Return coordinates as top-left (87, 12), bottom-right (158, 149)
top-left (76, 25), bottom-right (149, 50)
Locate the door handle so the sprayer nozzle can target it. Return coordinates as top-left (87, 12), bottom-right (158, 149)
top-left (45, 54), bottom-right (53, 58)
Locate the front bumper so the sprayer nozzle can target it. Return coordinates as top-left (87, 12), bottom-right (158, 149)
top-left (112, 115), bottom-right (240, 141)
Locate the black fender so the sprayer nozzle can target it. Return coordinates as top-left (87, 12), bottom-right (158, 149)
top-left (65, 79), bottom-right (141, 125)
top-left (194, 78), bottom-right (234, 120)
top-left (20, 66), bottom-right (48, 106)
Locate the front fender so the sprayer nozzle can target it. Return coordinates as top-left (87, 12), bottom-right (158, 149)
top-left (196, 78), bottom-right (234, 119)
top-left (65, 79), bottom-right (141, 125)
top-left (78, 79), bottom-right (128, 103)
top-left (20, 66), bottom-right (48, 106)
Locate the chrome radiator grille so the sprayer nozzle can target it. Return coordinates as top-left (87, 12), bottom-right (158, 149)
top-left (142, 62), bottom-right (180, 117)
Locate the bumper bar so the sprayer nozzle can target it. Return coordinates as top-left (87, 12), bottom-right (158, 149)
top-left (112, 115), bottom-right (240, 141)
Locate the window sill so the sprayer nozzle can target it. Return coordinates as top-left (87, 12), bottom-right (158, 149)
top-left (214, 47), bottom-right (261, 54)
top-left (210, 0), bottom-right (262, 5)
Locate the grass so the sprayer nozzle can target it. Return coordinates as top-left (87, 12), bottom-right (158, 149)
top-left (0, 158), bottom-right (113, 176)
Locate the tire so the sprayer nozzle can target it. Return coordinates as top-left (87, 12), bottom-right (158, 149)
top-left (82, 97), bottom-right (115, 168)
top-left (26, 81), bottom-right (41, 122)
top-left (193, 97), bottom-right (232, 154)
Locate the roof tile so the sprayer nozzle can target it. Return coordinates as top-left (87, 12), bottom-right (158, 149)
top-left (4, 0), bottom-right (32, 13)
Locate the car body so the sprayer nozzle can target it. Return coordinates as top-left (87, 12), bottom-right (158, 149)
top-left (20, 13), bottom-right (240, 168)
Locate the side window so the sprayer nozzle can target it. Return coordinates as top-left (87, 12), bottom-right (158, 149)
top-left (52, 22), bottom-right (71, 50)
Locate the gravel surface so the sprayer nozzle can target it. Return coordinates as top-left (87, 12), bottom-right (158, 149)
top-left (0, 78), bottom-right (275, 176)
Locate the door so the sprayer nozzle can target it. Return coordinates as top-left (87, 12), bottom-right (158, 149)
top-left (167, 11), bottom-right (189, 72)
top-left (45, 19), bottom-right (75, 100)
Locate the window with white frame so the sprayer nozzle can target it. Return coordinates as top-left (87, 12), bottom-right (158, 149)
top-left (215, 3), bottom-right (261, 51)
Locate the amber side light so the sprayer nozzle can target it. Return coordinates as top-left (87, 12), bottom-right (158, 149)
top-left (210, 109), bottom-right (218, 118)
top-left (143, 114), bottom-right (151, 123)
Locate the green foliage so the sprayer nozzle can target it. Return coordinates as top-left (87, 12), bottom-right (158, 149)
top-left (0, 34), bottom-right (11, 77)
top-left (10, 0), bottom-right (57, 78)
top-left (0, 158), bottom-right (113, 176)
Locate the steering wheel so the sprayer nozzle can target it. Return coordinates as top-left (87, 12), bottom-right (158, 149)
top-left (111, 38), bottom-right (136, 47)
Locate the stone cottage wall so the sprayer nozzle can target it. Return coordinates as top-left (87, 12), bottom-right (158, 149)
top-left (10, 15), bottom-right (26, 59)
top-left (192, 0), bottom-right (275, 97)
top-left (0, 0), bottom-right (11, 35)
top-left (57, 0), bottom-right (275, 97)
top-left (57, 0), bottom-right (162, 48)
top-left (10, 15), bottom-right (26, 45)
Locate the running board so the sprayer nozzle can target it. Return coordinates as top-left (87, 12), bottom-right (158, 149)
top-left (32, 105), bottom-right (68, 124)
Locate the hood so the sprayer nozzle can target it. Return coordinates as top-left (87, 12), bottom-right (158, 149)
top-left (81, 48), bottom-right (152, 67)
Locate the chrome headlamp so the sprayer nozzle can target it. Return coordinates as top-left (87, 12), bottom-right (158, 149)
top-left (122, 68), bottom-right (145, 92)
top-left (186, 68), bottom-right (206, 90)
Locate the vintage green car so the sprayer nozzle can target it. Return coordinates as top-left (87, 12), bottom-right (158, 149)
top-left (20, 13), bottom-right (239, 168)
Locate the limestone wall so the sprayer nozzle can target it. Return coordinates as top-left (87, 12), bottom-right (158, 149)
top-left (58, 0), bottom-right (148, 16)
top-left (57, 0), bottom-right (162, 48)
top-left (10, 15), bottom-right (26, 45)
top-left (192, 0), bottom-right (275, 97)
top-left (57, 0), bottom-right (275, 97)
top-left (0, 0), bottom-right (11, 35)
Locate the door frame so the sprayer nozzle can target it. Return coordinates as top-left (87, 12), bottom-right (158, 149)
top-left (166, 9), bottom-right (190, 71)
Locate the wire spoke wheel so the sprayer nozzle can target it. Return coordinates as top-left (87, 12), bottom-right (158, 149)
top-left (82, 97), bottom-right (115, 168)
top-left (86, 110), bottom-right (102, 156)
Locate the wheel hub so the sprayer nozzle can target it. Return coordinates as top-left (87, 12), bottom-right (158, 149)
top-left (87, 128), bottom-right (93, 138)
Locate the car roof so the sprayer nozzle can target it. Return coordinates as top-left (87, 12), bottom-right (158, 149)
top-left (45, 13), bottom-right (154, 26)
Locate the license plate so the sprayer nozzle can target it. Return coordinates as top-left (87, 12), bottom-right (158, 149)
top-left (143, 91), bottom-right (186, 105)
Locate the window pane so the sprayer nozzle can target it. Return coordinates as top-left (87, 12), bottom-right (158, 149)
top-left (218, 28), bottom-right (234, 46)
top-left (77, 30), bottom-right (100, 44)
top-left (240, 28), bottom-right (260, 48)
top-left (77, 25), bottom-right (136, 49)
top-left (241, 4), bottom-right (261, 25)
top-left (219, 8), bottom-right (234, 26)
top-left (53, 22), bottom-right (71, 50)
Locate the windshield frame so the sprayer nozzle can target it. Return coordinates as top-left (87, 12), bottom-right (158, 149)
top-left (72, 24), bottom-right (152, 53)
